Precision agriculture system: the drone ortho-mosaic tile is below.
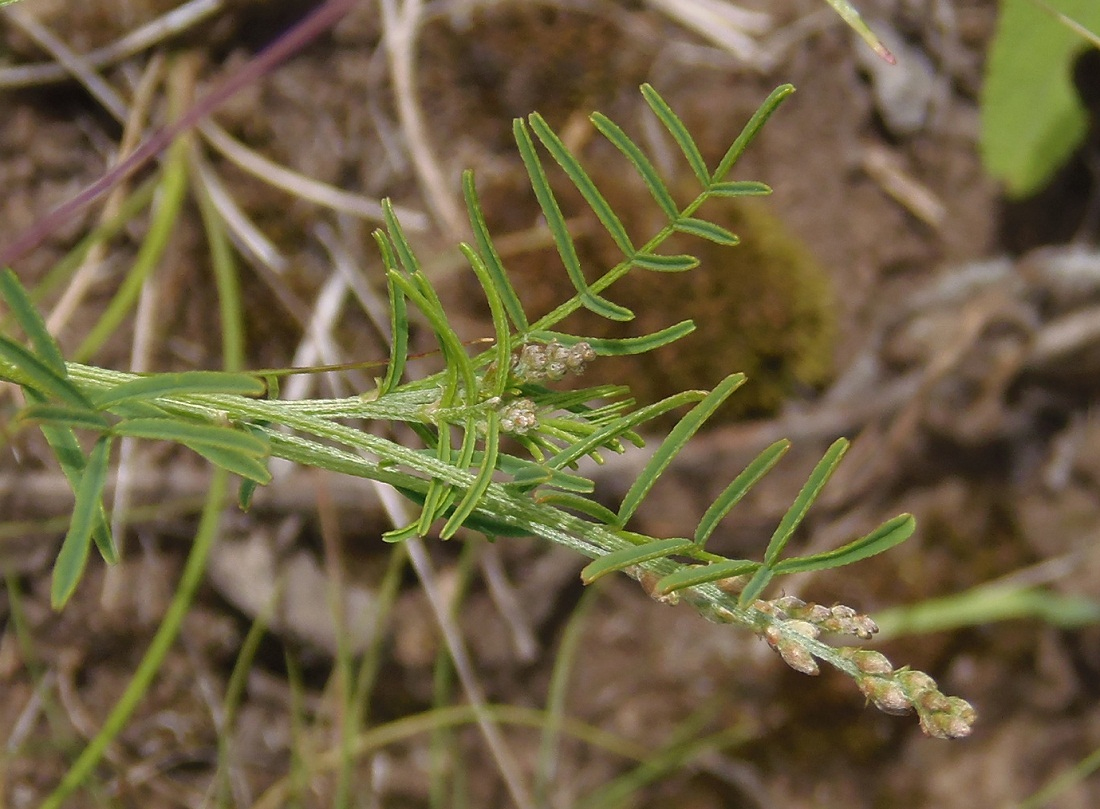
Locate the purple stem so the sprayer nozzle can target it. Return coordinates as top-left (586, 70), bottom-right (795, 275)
top-left (0, 0), bottom-right (355, 269)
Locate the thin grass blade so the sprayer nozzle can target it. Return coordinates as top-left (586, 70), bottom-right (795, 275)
top-left (673, 218), bottom-right (739, 246)
top-left (590, 112), bottom-right (678, 219)
top-left (463, 170), bottom-right (528, 331)
top-left (580, 537), bottom-right (694, 584)
top-left (761, 437), bottom-right (849, 566)
top-left (695, 439), bottom-right (791, 547)
top-left (772, 513), bottom-right (916, 575)
top-left (92, 371), bottom-right (266, 409)
top-left (654, 558), bottom-right (760, 596)
top-left (514, 118), bottom-right (633, 322)
top-left (528, 112), bottom-right (634, 255)
top-left (51, 435), bottom-right (112, 609)
top-left (617, 374), bottom-right (746, 526)
top-left (640, 84), bottom-right (711, 186)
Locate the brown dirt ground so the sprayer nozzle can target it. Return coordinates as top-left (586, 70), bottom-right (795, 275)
top-left (2, 0), bottom-right (1100, 807)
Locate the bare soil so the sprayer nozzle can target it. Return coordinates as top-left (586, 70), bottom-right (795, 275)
top-left (2, 0), bottom-right (1100, 807)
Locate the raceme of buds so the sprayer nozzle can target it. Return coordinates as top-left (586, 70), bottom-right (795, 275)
top-left (498, 398), bottom-right (538, 434)
top-left (511, 341), bottom-right (596, 382)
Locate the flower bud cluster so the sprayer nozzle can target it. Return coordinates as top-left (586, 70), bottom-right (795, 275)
top-left (840, 649), bottom-right (977, 739)
top-left (763, 621), bottom-right (821, 676)
top-left (512, 341), bottom-right (596, 382)
top-left (756, 595), bottom-right (879, 640)
top-left (498, 398), bottom-right (538, 434)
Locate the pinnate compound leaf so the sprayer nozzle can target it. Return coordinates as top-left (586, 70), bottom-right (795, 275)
top-left (761, 437), bottom-right (849, 566)
top-left (52, 435), bottom-right (112, 609)
top-left (772, 513), bottom-right (916, 574)
top-left (580, 538), bottom-right (695, 584)
top-left (695, 439), bottom-right (791, 547)
top-left (617, 374), bottom-right (746, 526)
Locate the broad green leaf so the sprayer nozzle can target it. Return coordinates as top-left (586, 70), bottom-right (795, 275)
top-left (529, 112), bottom-right (635, 255)
top-left (463, 170), bottom-right (529, 331)
top-left (185, 442), bottom-right (272, 485)
top-left (761, 437), bottom-right (849, 566)
top-left (654, 558), bottom-right (761, 596)
top-left (112, 418), bottom-right (270, 457)
top-left (981, 0), bottom-right (1100, 197)
top-left (92, 371), bottom-right (266, 409)
top-left (708, 181), bottom-right (772, 197)
top-left (737, 565), bottom-right (775, 606)
top-left (514, 118), bottom-right (634, 322)
top-left (640, 84), bottom-right (710, 186)
top-left (674, 218), bottom-right (739, 246)
top-left (0, 268), bottom-right (66, 374)
top-left (529, 321), bottom-right (695, 356)
top-left (630, 254), bottom-right (700, 272)
top-left (0, 335), bottom-right (94, 408)
top-left (694, 439), bottom-right (791, 547)
top-left (52, 435), bottom-right (112, 609)
top-left (580, 538), bottom-right (694, 584)
top-left (590, 112), bottom-right (679, 219)
top-left (617, 374), bottom-right (746, 525)
top-left (772, 513), bottom-right (916, 574)
top-left (19, 403), bottom-right (111, 432)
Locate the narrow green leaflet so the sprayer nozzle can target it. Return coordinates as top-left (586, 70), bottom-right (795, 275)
top-left (640, 84), bottom-right (711, 186)
top-left (378, 243), bottom-right (409, 395)
top-left (463, 171), bottom-right (529, 331)
top-left (737, 565), bottom-right (775, 607)
top-left (459, 244), bottom-right (511, 397)
top-left (112, 417), bottom-right (270, 457)
top-left (630, 254), bottom-right (700, 272)
top-left (713, 84), bottom-right (796, 181)
top-left (816, 2), bottom-right (893, 64)
top-left (617, 374), bottom-right (746, 526)
top-left (505, 460), bottom-right (594, 493)
top-left (590, 112), bottom-right (679, 220)
top-left (771, 513), bottom-right (916, 574)
top-left (761, 437), bottom-right (849, 566)
top-left (381, 199), bottom-right (423, 275)
top-left (19, 404), bottom-right (111, 432)
top-left (513, 118), bottom-right (633, 322)
top-left (694, 439), bottom-right (791, 547)
top-left (529, 321), bottom-right (695, 356)
top-left (654, 558), bottom-right (761, 596)
top-left (580, 538), bottom-right (695, 584)
top-left (92, 371), bottom-right (266, 409)
top-left (51, 435), bottom-right (112, 609)
top-left (528, 112), bottom-right (635, 255)
top-left (185, 442), bottom-right (272, 485)
top-left (534, 492), bottom-right (619, 524)
top-left (547, 389), bottom-right (707, 471)
top-left (0, 335), bottom-right (95, 408)
top-left (673, 218), bottom-right (739, 246)
top-left (708, 181), bottom-right (773, 197)
top-left (441, 414), bottom-right (501, 539)
top-left (0, 268), bottom-right (67, 374)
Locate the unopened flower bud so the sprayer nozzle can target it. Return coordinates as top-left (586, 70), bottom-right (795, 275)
top-left (858, 676), bottom-right (912, 716)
